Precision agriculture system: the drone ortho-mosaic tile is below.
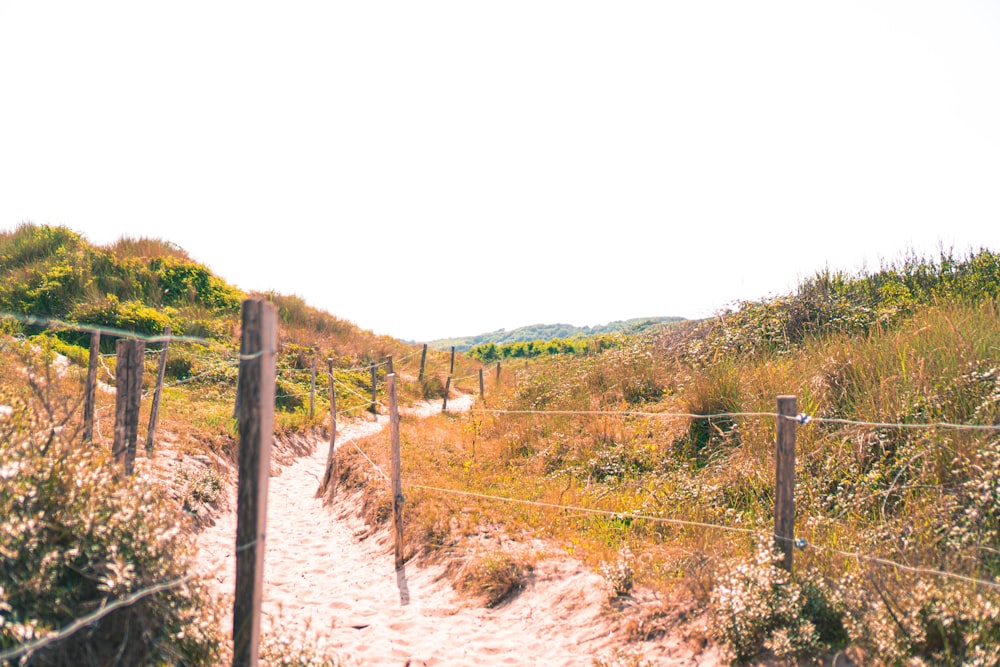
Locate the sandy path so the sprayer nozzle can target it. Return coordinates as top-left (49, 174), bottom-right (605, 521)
top-left (197, 395), bottom-right (715, 666)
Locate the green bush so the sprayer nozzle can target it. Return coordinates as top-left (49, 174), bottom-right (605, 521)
top-left (0, 405), bottom-right (223, 665)
top-left (711, 541), bottom-right (849, 663)
top-left (68, 294), bottom-right (174, 338)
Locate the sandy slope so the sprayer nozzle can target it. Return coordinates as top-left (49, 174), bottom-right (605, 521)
top-left (196, 396), bottom-right (718, 666)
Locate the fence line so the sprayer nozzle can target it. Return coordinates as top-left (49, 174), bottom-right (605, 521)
top-left (401, 482), bottom-right (1000, 592)
top-left (329, 427), bottom-right (1000, 593)
top-left (408, 483), bottom-right (759, 537)
top-left (802, 415), bottom-right (1000, 432)
top-left (334, 377), bottom-right (379, 404)
top-left (480, 407), bottom-right (1000, 433)
top-left (329, 391), bottom-right (1000, 595)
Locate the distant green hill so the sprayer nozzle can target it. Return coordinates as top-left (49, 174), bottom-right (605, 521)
top-left (428, 316), bottom-right (685, 351)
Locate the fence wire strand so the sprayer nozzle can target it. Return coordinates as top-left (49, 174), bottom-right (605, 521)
top-left (0, 574), bottom-right (197, 663)
top-left (0, 312), bottom-right (213, 346)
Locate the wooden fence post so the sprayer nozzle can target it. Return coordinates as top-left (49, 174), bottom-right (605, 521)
top-left (317, 358), bottom-right (338, 501)
top-left (113, 339), bottom-right (145, 476)
top-left (388, 373), bottom-right (404, 569)
top-left (233, 299), bottom-right (277, 667)
top-left (369, 362), bottom-right (378, 416)
top-left (479, 368), bottom-right (485, 400)
top-left (418, 344), bottom-right (427, 383)
top-left (775, 395), bottom-right (797, 573)
top-left (146, 326), bottom-right (170, 455)
top-left (495, 361), bottom-right (501, 386)
top-left (449, 346), bottom-right (455, 375)
top-left (82, 330), bottom-right (100, 445)
top-left (387, 354), bottom-right (394, 375)
top-left (309, 356), bottom-right (317, 420)
top-left (442, 376), bottom-right (451, 413)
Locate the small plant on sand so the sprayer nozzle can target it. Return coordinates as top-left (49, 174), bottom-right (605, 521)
top-left (600, 545), bottom-right (636, 599)
top-left (259, 633), bottom-right (350, 666)
top-left (453, 550), bottom-right (529, 608)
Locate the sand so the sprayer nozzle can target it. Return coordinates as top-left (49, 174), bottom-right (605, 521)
top-left (196, 395), bottom-right (718, 666)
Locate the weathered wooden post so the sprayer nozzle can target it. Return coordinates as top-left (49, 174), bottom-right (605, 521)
top-left (449, 346), bottom-right (455, 375)
top-left (388, 373), bottom-right (404, 569)
top-left (418, 344), bottom-right (427, 383)
top-left (233, 299), bottom-right (277, 667)
top-left (387, 354), bottom-right (394, 375)
top-left (146, 326), bottom-right (170, 455)
top-left (317, 358), bottom-right (338, 502)
top-left (309, 356), bottom-right (317, 420)
top-left (495, 361), bottom-right (501, 386)
top-left (369, 362), bottom-right (378, 416)
top-left (775, 395), bottom-right (797, 572)
top-left (82, 330), bottom-right (100, 445)
top-left (113, 339), bottom-right (145, 475)
top-left (479, 368), bottom-right (485, 400)
top-left (442, 376), bottom-right (452, 413)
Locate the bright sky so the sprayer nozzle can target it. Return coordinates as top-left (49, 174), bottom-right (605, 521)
top-left (2, 2), bottom-right (999, 342)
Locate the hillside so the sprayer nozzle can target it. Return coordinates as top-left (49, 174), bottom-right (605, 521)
top-left (3, 225), bottom-right (1000, 665)
top-left (428, 315), bottom-right (685, 350)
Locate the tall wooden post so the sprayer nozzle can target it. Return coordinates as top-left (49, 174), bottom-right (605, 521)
top-left (113, 339), bottom-right (145, 475)
top-left (369, 362), bottom-right (378, 416)
top-left (309, 356), bottom-right (317, 420)
top-left (418, 344), bottom-right (427, 383)
top-left (775, 395), bottom-right (797, 572)
top-left (318, 358), bottom-right (338, 502)
top-left (495, 361), bottom-right (501, 386)
top-left (233, 299), bottom-right (277, 667)
top-left (449, 346), bottom-right (455, 375)
top-left (387, 354), bottom-right (394, 375)
top-left (82, 330), bottom-right (100, 445)
top-left (479, 368), bottom-right (485, 400)
top-left (442, 376), bottom-right (452, 413)
top-left (146, 326), bottom-right (170, 455)
top-left (388, 373), bottom-right (404, 569)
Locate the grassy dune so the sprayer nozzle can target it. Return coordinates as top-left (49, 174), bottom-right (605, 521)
top-left (2, 223), bottom-right (999, 664)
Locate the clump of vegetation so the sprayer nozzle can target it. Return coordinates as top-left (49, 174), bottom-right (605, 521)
top-left (0, 373), bottom-right (223, 665)
top-left (258, 633), bottom-right (349, 666)
top-left (710, 540), bottom-right (851, 663)
top-left (468, 336), bottom-right (593, 362)
top-left (453, 550), bottom-right (530, 608)
top-left (600, 545), bottom-right (636, 599)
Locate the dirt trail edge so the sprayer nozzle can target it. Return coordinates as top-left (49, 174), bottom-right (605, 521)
top-left (196, 394), bottom-right (717, 666)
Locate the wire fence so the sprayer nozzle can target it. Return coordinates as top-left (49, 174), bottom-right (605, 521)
top-left (338, 399), bottom-right (1000, 594)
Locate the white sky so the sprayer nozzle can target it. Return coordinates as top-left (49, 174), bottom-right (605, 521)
top-left (2, 2), bottom-right (999, 342)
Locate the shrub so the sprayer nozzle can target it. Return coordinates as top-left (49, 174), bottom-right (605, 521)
top-left (453, 551), bottom-right (528, 608)
top-left (68, 294), bottom-right (174, 338)
top-left (711, 540), bottom-right (848, 663)
top-left (600, 545), bottom-right (635, 599)
top-left (0, 405), bottom-right (223, 665)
